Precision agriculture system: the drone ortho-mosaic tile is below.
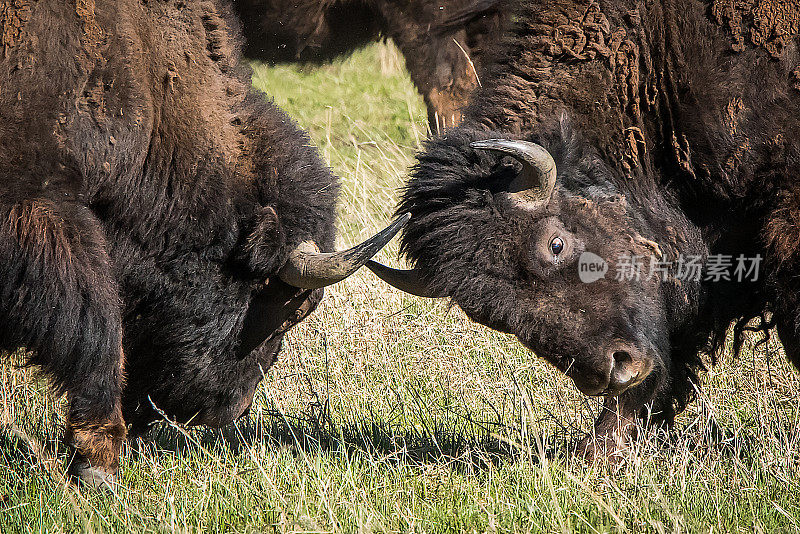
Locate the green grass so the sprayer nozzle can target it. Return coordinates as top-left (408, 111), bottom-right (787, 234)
top-left (4, 42), bottom-right (800, 532)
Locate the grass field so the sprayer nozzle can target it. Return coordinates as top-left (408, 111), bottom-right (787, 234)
top-left (3, 43), bottom-right (800, 533)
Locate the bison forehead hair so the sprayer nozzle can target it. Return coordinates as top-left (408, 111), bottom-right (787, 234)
top-left (397, 121), bottom-right (706, 396)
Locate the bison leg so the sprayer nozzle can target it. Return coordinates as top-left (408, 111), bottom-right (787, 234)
top-left (0, 199), bottom-right (126, 487)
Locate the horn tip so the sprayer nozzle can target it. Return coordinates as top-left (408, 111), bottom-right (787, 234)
top-left (380, 212), bottom-right (411, 240)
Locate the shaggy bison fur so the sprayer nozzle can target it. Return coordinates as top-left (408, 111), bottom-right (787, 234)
top-left (0, 0), bottom-right (395, 485)
top-left (374, 0), bottom-right (800, 458)
top-left (231, 0), bottom-right (508, 131)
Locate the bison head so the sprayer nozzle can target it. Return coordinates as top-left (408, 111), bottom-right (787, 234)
top-left (370, 122), bottom-right (707, 400)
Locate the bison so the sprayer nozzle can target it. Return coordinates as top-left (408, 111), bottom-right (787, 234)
top-left (369, 0), bottom-right (800, 459)
top-left (0, 0), bottom-right (404, 486)
top-left (230, 0), bottom-right (508, 131)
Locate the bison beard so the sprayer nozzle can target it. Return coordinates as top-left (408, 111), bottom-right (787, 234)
top-left (230, 0), bottom-right (509, 131)
top-left (372, 0), bottom-right (800, 460)
top-left (0, 0), bottom-right (403, 486)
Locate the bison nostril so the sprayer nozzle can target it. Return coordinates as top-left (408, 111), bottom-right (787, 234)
top-left (612, 350), bottom-right (632, 366)
top-left (609, 350), bottom-right (637, 391)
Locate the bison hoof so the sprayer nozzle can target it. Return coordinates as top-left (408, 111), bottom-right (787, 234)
top-left (68, 462), bottom-right (116, 490)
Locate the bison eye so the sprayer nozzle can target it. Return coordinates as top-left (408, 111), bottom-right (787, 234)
top-left (550, 237), bottom-right (564, 256)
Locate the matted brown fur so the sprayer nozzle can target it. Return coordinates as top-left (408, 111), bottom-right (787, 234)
top-left (0, 0), bottom-right (32, 52)
top-left (713, 0), bottom-right (800, 56)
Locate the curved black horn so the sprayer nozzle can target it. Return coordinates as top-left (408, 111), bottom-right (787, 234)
top-left (279, 213), bottom-right (411, 289)
top-left (470, 139), bottom-right (557, 206)
top-left (365, 260), bottom-right (444, 298)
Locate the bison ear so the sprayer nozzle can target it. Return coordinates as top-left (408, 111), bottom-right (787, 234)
top-left (471, 139), bottom-right (557, 209)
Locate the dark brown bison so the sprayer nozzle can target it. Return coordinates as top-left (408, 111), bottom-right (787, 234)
top-left (231, 0), bottom-right (508, 131)
top-left (0, 0), bottom-right (405, 486)
top-left (369, 0), bottom-right (800, 459)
